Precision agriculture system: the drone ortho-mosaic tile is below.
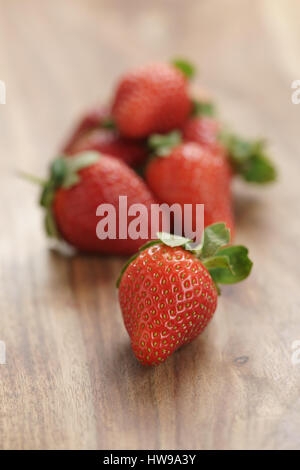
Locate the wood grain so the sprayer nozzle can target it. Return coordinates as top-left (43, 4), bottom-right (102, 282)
top-left (0, 0), bottom-right (300, 450)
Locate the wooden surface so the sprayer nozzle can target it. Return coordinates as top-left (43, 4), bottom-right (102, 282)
top-left (0, 0), bottom-right (300, 450)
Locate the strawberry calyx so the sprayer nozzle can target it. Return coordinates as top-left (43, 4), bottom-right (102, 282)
top-left (192, 99), bottom-right (217, 117)
top-left (101, 117), bottom-right (116, 130)
top-left (147, 130), bottom-right (182, 157)
top-left (158, 224), bottom-right (253, 293)
top-left (116, 223), bottom-right (253, 293)
top-left (188, 96), bottom-right (277, 184)
top-left (21, 151), bottom-right (100, 238)
top-left (219, 131), bottom-right (277, 184)
top-left (171, 58), bottom-right (196, 80)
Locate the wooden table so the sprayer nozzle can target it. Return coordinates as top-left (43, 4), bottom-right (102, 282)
top-left (0, 0), bottom-right (300, 450)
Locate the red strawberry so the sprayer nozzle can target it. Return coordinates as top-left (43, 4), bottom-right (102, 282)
top-left (66, 128), bottom-right (148, 168)
top-left (117, 225), bottom-right (252, 366)
top-left (146, 136), bottom-right (235, 239)
top-left (63, 106), bottom-right (148, 168)
top-left (185, 100), bottom-right (277, 184)
top-left (182, 116), bottom-right (221, 150)
top-left (38, 152), bottom-right (158, 255)
top-left (63, 106), bottom-right (110, 154)
top-left (112, 62), bottom-right (192, 138)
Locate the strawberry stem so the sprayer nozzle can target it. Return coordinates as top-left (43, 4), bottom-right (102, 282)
top-left (18, 170), bottom-right (47, 186)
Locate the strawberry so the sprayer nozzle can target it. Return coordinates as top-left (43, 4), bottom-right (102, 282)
top-left (182, 115), bottom-right (221, 151)
top-left (117, 224), bottom-right (252, 366)
top-left (32, 151), bottom-right (159, 255)
top-left (63, 106), bottom-right (110, 154)
top-left (66, 128), bottom-right (148, 168)
top-left (112, 61), bottom-right (192, 138)
top-left (63, 106), bottom-right (148, 168)
top-left (186, 99), bottom-right (277, 184)
top-left (145, 134), bottom-right (235, 238)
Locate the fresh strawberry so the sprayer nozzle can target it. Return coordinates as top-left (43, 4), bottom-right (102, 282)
top-left (66, 128), bottom-right (148, 168)
top-left (145, 134), bottom-right (235, 238)
top-left (63, 106), bottom-right (110, 154)
top-left (32, 152), bottom-right (158, 255)
top-left (186, 99), bottom-right (277, 184)
top-left (112, 61), bottom-right (192, 138)
top-left (117, 224), bottom-right (252, 366)
top-left (182, 115), bottom-right (221, 150)
top-left (63, 106), bottom-right (148, 168)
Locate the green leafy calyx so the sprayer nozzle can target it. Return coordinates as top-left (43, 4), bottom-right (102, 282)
top-left (148, 130), bottom-right (182, 157)
top-left (172, 58), bottom-right (196, 80)
top-left (220, 131), bottom-right (277, 184)
top-left (157, 223), bottom-right (252, 293)
top-left (192, 100), bottom-right (216, 117)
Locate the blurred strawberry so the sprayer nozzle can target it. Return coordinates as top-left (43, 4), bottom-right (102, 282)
top-left (26, 152), bottom-right (159, 255)
top-left (63, 106), bottom-right (148, 168)
top-left (185, 99), bottom-right (277, 184)
top-left (112, 61), bottom-right (193, 138)
top-left (182, 116), bottom-right (220, 149)
top-left (66, 128), bottom-right (148, 168)
top-left (146, 134), bottom-right (235, 239)
top-left (63, 106), bottom-right (110, 154)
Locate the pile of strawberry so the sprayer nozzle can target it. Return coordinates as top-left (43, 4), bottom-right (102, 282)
top-left (26, 59), bottom-right (276, 366)
top-left (59, 59), bottom-right (275, 251)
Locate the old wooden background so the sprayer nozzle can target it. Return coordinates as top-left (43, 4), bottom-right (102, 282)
top-left (0, 0), bottom-right (300, 450)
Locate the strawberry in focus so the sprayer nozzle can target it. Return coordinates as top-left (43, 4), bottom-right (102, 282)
top-left (117, 224), bottom-right (252, 366)
top-left (112, 62), bottom-right (192, 138)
